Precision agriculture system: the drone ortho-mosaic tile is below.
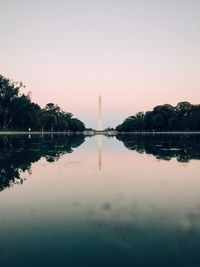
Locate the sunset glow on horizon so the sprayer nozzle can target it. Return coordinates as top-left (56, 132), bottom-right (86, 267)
top-left (1, 0), bottom-right (200, 128)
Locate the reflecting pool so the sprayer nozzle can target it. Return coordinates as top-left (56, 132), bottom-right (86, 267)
top-left (0, 133), bottom-right (200, 267)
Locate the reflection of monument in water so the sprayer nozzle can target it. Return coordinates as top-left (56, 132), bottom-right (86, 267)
top-left (98, 95), bottom-right (102, 170)
top-left (98, 135), bottom-right (102, 171)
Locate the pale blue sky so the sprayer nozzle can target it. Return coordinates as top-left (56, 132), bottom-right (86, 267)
top-left (1, 0), bottom-right (200, 128)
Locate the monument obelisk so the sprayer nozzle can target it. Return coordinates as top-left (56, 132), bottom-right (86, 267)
top-left (98, 95), bottom-right (102, 131)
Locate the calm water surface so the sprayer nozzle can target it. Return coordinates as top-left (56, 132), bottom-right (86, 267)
top-left (0, 133), bottom-right (200, 267)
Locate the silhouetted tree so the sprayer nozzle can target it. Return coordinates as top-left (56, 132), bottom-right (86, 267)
top-left (0, 75), bottom-right (22, 130)
top-left (116, 102), bottom-right (200, 132)
top-left (0, 74), bottom-right (85, 132)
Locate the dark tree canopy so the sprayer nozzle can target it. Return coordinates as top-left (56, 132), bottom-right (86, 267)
top-left (116, 102), bottom-right (200, 132)
top-left (0, 74), bottom-right (85, 131)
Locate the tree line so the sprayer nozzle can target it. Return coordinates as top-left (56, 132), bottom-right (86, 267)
top-left (116, 102), bottom-right (200, 132)
top-left (0, 74), bottom-right (85, 131)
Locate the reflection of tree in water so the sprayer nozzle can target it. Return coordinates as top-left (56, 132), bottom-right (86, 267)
top-left (116, 134), bottom-right (200, 162)
top-left (0, 134), bottom-right (85, 191)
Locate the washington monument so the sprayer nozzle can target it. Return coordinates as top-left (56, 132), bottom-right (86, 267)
top-left (98, 95), bottom-right (102, 131)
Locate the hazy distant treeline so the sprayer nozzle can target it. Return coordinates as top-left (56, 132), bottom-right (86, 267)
top-left (116, 102), bottom-right (200, 132)
top-left (0, 74), bottom-right (85, 131)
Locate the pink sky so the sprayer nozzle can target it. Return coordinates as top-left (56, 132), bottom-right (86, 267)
top-left (1, 0), bottom-right (200, 128)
